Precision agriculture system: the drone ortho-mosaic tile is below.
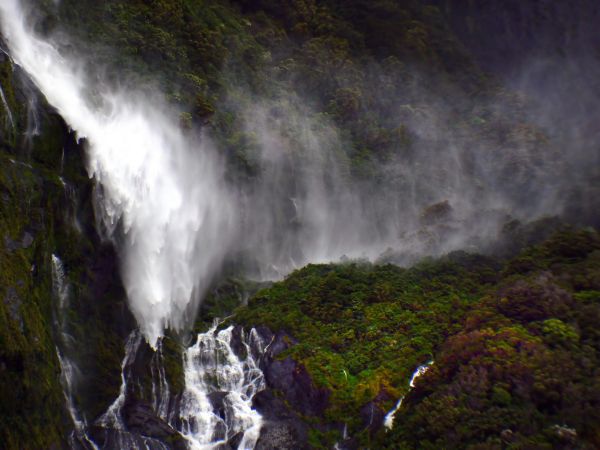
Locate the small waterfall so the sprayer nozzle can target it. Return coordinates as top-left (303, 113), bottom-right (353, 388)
top-left (59, 176), bottom-right (83, 233)
top-left (91, 323), bottom-right (267, 449)
top-left (98, 331), bottom-right (143, 431)
top-left (95, 331), bottom-right (170, 450)
top-left (24, 91), bottom-right (40, 143)
top-left (150, 342), bottom-right (171, 422)
top-left (178, 323), bottom-right (266, 449)
top-left (51, 254), bottom-right (98, 450)
top-left (383, 361), bottom-right (433, 430)
top-left (51, 254), bottom-right (70, 313)
top-left (56, 349), bottom-right (100, 450)
top-left (0, 83), bottom-right (15, 132)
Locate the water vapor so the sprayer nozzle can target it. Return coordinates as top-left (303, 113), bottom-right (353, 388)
top-left (0, 0), bottom-right (236, 347)
top-left (2, 0), bottom-right (598, 346)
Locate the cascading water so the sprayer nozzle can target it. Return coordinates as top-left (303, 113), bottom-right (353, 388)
top-left (0, 82), bottom-right (15, 132)
top-left (90, 323), bottom-right (268, 450)
top-left (51, 254), bottom-right (99, 450)
top-left (95, 332), bottom-right (170, 450)
top-left (178, 324), bottom-right (267, 449)
top-left (151, 344), bottom-right (172, 423)
top-left (2, 2), bottom-right (567, 448)
top-left (383, 361), bottom-right (433, 430)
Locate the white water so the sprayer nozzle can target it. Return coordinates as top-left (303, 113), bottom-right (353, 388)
top-left (383, 361), bottom-right (433, 430)
top-left (51, 254), bottom-right (70, 313)
top-left (51, 254), bottom-right (99, 450)
top-left (0, 83), bottom-right (15, 131)
top-left (89, 323), bottom-right (267, 449)
top-left (23, 85), bottom-right (40, 147)
top-left (179, 323), bottom-right (266, 449)
top-left (0, 0), bottom-right (555, 349)
top-left (98, 331), bottom-right (144, 431)
top-left (0, 0), bottom-right (236, 347)
top-left (151, 343), bottom-right (172, 422)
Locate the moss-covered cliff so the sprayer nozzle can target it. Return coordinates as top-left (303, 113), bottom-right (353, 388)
top-left (1, 1), bottom-right (599, 449)
top-left (0, 50), bottom-right (134, 449)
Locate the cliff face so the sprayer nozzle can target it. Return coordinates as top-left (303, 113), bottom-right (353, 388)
top-left (1, 1), bottom-right (599, 449)
top-left (0, 46), bottom-right (134, 449)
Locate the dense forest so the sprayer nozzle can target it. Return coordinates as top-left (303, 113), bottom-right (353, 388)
top-left (0, 0), bottom-right (599, 449)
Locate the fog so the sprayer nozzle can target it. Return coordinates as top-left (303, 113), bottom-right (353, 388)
top-left (0, 0), bottom-right (236, 346)
top-left (1, 0), bottom-right (598, 344)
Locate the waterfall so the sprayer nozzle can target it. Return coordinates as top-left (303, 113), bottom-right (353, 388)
top-left (24, 91), bottom-right (39, 140)
top-left (151, 344), bottom-right (172, 422)
top-left (383, 361), bottom-right (433, 430)
top-left (59, 176), bottom-right (83, 233)
top-left (0, 83), bottom-right (15, 132)
top-left (178, 324), bottom-right (266, 449)
top-left (51, 254), bottom-right (99, 450)
top-left (87, 323), bottom-right (267, 449)
top-left (98, 332), bottom-right (144, 431)
top-left (51, 254), bottom-right (70, 313)
top-left (0, 0), bottom-right (236, 347)
top-left (95, 332), bottom-right (170, 450)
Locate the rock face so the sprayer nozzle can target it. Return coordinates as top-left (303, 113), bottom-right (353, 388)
top-left (121, 398), bottom-right (188, 450)
top-left (122, 398), bottom-right (179, 441)
top-left (0, 39), bottom-right (135, 449)
top-left (258, 328), bottom-right (330, 417)
top-left (228, 327), bottom-right (327, 449)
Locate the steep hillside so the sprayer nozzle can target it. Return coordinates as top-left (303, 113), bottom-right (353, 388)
top-left (0, 1), bottom-right (599, 449)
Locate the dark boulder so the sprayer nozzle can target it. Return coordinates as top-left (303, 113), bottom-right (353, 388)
top-left (121, 397), bottom-right (186, 450)
top-left (255, 420), bottom-right (311, 450)
top-left (260, 331), bottom-right (329, 417)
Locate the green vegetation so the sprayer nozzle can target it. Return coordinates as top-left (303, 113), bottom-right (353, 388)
top-left (0, 56), bottom-right (131, 447)
top-left (0, 125), bottom-right (68, 446)
top-left (1, 1), bottom-right (599, 448)
top-left (233, 229), bottom-right (600, 448)
top-left (39, 0), bottom-right (551, 192)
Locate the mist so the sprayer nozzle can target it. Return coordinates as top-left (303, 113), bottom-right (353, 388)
top-left (0, 0), bottom-right (236, 347)
top-left (1, 0), bottom-right (598, 345)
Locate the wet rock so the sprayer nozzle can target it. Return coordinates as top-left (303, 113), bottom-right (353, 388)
top-left (21, 231), bottom-right (33, 248)
top-left (3, 287), bottom-right (23, 331)
top-left (121, 397), bottom-right (185, 449)
top-left (229, 325), bottom-right (247, 360)
top-left (249, 333), bottom-right (318, 449)
top-left (253, 390), bottom-right (295, 421)
top-left (89, 426), bottom-right (176, 450)
top-left (208, 390), bottom-right (229, 418)
top-left (359, 400), bottom-right (385, 432)
top-left (3, 231), bottom-right (34, 252)
top-left (262, 353), bottom-right (329, 417)
top-left (255, 421), bottom-right (310, 450)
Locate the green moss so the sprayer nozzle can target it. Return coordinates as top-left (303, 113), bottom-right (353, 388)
top-left (162, 335), bottom-right (185, 393)
top-left (0, 155), bottom-right (68, 449)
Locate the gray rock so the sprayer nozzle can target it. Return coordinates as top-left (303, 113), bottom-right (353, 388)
top-left (255, 421), bottom-right (310, 450)
top-left (121, 397), bottom-right (187, 450)
top-left (4, 287), bottom-right (23, 331)
top-left (21, 231), bottom-right (34, 248)
top-left (260, 331), bottom-right (329, 417)
top-left (4, 235), bottom-right (19, 252)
